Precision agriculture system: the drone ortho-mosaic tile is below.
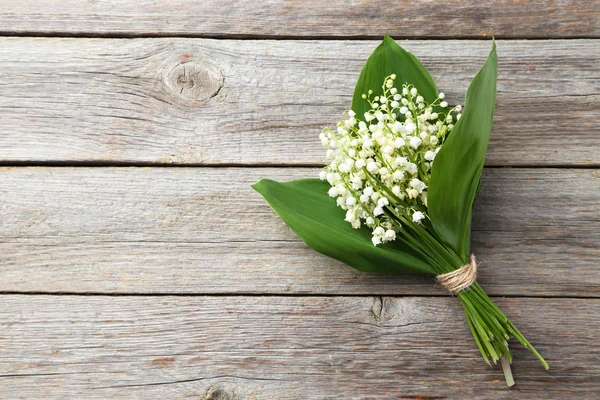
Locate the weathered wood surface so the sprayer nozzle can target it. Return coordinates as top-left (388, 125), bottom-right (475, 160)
top-left (0, 39), bottom-right (599, 166)
top-left (1, 0), bottom-right (599, 38)
top-left (0, 4), bottom-right (598, 397)
top-left (1, 167), bottom-right (597, 296)
top-left (1, 295), bottom-right (597, 399)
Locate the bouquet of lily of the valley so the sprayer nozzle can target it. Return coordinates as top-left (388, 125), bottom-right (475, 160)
top-left (253, 36), bottom-right (547, 386)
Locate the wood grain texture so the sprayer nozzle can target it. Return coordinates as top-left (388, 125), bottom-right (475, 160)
top-left (1, 167), bottom-right (598, 296)
top-left (0, 0), bottom-right (599, 38)
top-left (0, 295), bottom-right (597, 399)
top-left (0, 38), bottom-right (599, 166)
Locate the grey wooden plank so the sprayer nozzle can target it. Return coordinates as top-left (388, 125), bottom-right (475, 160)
top-left (1, 167), bottom-right (597, 296)
top-left (0, 38), bottom-right (598, 166)
top-left (0, 0), bottom-right (599, 38)
top-left (0, 295), bottom-right (597, 399)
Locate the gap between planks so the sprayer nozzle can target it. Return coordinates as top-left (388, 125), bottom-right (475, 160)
top-left (2, 32), bottom-right (600, 40)
top-left (0, 162), bottom-right (599, 169)
top-left (0, 291), bottom-right (597, 300)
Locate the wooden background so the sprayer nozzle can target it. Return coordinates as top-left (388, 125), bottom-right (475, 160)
top-left (1, 1), bottom-right (599, 398)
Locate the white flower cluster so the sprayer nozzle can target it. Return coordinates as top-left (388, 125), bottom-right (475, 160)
top-left (319, 75), bottom-right (462, 245)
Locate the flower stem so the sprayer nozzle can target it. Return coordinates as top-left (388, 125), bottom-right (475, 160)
top-left (501, 356), bottom-right (515, 387)
top-left (458, 283), bottom-right (548, 386)
top-left (389, 211), bottom-right (548, 385)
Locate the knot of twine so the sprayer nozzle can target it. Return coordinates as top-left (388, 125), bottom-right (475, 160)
top-left (436, 254), bottom-right (477, 294)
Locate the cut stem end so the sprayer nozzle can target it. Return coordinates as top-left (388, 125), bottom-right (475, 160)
top-left (501, 356), bottom-right (515, 387)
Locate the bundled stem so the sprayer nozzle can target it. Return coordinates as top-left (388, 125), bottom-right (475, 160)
top-left (459, 282), bottom-right (548, 385)
top-left (386, 210), bottom-right (548, 386)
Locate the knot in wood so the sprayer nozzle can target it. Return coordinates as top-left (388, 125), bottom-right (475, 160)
top-left (165, 59), bottom-right (223, 105)
top-left (205, 383), bottom-right (240, 400)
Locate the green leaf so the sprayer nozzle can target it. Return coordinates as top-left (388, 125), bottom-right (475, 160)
top-left (352, 35), bottom-right (439, 119)
top-left (253, 178), bottom-right (435, 275)
top-left (427, 41), bottom-right (498, 262)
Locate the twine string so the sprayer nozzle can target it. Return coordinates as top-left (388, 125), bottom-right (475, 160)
top-left (436, 254), bottom-right (477, 294)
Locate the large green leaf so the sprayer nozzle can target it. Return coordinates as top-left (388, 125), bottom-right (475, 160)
top-left (253, 178), bottom-right (435, 275)
top-left (352, 35), bottom-right (439, 119)
top-left (427, 42), bottom-right (498, 262)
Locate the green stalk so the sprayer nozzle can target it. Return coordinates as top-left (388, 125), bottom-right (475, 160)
top-left (458, 285), bottom-right (549, 385)
top-left (367, 170), bottom-right (548, 384)
top-left (389, 211), bottom-right (548, 385)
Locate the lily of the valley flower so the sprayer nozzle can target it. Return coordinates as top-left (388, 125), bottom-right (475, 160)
top-left (319, 75), bottom-right (462, 246)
